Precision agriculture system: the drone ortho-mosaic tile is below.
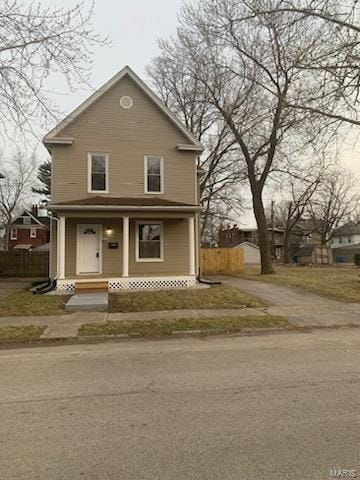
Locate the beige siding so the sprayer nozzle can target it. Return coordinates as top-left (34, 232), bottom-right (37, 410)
top-left (51, 75), bottom-right (197, 205)
top-left (56, 217), bottom-right (190, 279)
top-left (129, 219), bottom-right (189, 276)
top-left (65, 218), bottom-right (123, 278)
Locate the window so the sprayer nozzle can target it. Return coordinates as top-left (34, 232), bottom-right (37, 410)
top-left (339, 237), bottom-right (342, 244)
top-left (136, 222), bottom-right (163, 261)
top-left (348, 236), bottom-right (351, 243)
top-left (88, 153), bottom-right (108, 193)
top-left (30, 228), bottom-right (37, 239)
top-left (10, 228), bottom-right (17, 240)
top-left (144, 155), bottom-right (163, 194)
top-left (23, 217), bottom-right (31, 225)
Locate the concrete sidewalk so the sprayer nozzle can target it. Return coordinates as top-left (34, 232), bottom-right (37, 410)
top-left (0, 302), bottom-right (360, 339)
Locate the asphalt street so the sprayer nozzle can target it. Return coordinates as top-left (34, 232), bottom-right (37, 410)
top-left (1, 329), bottom-right (360, 480)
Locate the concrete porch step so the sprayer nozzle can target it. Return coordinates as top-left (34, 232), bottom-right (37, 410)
top-left (65, 293), bottom-right (108, 312)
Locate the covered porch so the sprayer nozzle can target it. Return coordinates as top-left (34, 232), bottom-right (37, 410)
top-left (50, 207), bottom-right (199, 294)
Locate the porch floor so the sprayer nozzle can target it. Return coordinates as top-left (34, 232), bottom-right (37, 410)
top-left (65, 293), bottom-right (108, 312)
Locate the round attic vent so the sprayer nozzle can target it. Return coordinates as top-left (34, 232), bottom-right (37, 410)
top-left (120, 96), bottom-right (133, 109)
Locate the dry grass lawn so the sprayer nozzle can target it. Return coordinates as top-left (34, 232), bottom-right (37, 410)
top-left (0, 325), bottom-right (46, 343)
top-left (242, 266), bottom-right (360, 302)
top-left (79, 315), bottom-right (288, 337)
top-left (109, 284), bottom-right (264, 313)
top-left (0, 290), bottom-right (67, 316)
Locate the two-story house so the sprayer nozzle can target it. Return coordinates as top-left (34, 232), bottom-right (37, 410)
top-left (331, 223), bottom-right (360, 248)
top-left (9, 206), bottom-right (50, 250)
top-left (43, 66), bottom-right (203, 294)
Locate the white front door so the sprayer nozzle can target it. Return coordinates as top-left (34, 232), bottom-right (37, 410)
top-left (77, 224), bottom-right (101, 274)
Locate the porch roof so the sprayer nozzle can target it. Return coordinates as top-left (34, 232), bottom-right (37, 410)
top-left (48, 196), bottom-right (201, 212)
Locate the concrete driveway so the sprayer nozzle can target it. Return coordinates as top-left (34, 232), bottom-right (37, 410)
top-left (211, 275), bottom-right (360, 327)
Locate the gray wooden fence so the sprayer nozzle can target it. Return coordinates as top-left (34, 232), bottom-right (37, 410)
top-left (0, 251), bottom-right (49, 277)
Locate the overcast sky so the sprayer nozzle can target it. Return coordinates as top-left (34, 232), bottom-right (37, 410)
top-left (39, 0), bottom-right (360, 227)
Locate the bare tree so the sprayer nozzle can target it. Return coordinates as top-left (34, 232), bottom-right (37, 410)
top-left (0, 151), bottom-right (36, 249)
top-left (147, 53), bottom-right (245, 245)
top-left (155, 0), bottom-right (360, 273)
top-left (0, 0), bottom-right (109, 140)
top-left (307, 169), bottom-right (359, 244)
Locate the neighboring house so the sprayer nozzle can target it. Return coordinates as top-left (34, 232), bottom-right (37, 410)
top-left (234, 242), bottom-right (260, 265)
top-left (43, 66), bottom-right (203, 294)
top-left (288, 228), bottom-right (323, 260)
top-left (218, 225), bottom-right (285, 260)
top-left (331, 223), bottom-right (360, 248)
top-left (332, 243), bottom-right (360, 264)
top-left (297, 245), bottom-right (333, 266)
top-left (8, 207), bottom-right (50, 251)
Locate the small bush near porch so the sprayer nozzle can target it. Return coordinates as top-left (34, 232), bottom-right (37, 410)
top-left (109, 285), bottom-right (264, 313)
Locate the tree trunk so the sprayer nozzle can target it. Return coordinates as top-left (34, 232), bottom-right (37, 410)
top-left (253, 188), bottom-right (274, 274)
top-left (283, 230), bottom-right (290, 265)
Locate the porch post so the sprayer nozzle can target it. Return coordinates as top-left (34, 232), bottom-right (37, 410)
top-left (188, 216), bottom-right (196, 275)
top-left (58, 216), bottom-right (66, 279)
top-left (122, 216), bottom-right (129, 277)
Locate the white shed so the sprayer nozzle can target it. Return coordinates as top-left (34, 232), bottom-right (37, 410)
top-left (235, 242), bottom-right (261, 265)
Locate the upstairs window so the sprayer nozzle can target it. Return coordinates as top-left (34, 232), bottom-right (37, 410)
top-left (23, 217), bottom-right (31, 225)
top-left (88, 153), bottom-right (109, 193)
top-left (136, 222), bottom-right (163, 261)
top-left (30, 228), bottom-right (37, 239)
top-left (145, 155), bottom-right (163, 194)
top-left (10, 228), bottom-right (17, 240)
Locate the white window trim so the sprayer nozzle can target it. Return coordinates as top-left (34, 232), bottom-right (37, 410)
top-left (136, 221), bottom-right (164, 262)
top-left (144, 155), bottom-right (164, 194)
top-left (30, 227), bottom-right (37, 239)
top-left (10, 228), bottom-right (17, 240)
top-left (87, 153), bottom-right (109, 194)
top-left (76, 224), bottom-right (103, 275)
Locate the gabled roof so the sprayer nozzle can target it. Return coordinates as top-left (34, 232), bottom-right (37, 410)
top-left (11, 210), bottom-right (50, 228)
top-left (333, 222), bottom-right (360, 236)
top-left (234, 241), bottom-right (260, 249)
top-left (43, 66), bottom-right (203, 151)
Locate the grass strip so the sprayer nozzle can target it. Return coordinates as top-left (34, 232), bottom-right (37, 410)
top-left (79, 315), bottom-right (288, 337)
top-left (0, 325), bottom-right (46, 343)
top-left (109, 285), bottom-right (265, 313)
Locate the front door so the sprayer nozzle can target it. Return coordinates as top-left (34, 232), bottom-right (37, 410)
top-left (77, 224), bottom-right (101, 274)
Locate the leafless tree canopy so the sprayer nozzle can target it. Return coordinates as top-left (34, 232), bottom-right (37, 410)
top-left (306, 168), bottom-right (359, 244)
top-left (0, 151), bottom-right (36, 249)
top-left (0, 0), bottom-right (109, 140)
top-left (148, 54), bottom-right (246, 246)
top-left (152, 0), bottom-right (360, 273)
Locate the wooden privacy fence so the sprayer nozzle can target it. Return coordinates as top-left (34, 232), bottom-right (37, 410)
top-left (201, 248), bottom-right (244, 275)
top-left (0, 251), bottom-right (49, 277)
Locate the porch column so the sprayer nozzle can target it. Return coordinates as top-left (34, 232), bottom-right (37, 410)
top-left (58, 216), bottom-right (66, 279)
top-left (122, 216), bottom-right (129, 277)
top-left (188, 216), bottom-right (196, 275)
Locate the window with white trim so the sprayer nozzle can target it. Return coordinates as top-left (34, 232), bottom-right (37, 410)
top-left (30, 227), bottom-right (37, 238)
top-left (23, 217), bottom-right (31, 225)
top-left (136, 223), bottom-right (163, 261)
top-left (88, 153), bottom-right (109, 193)
top-left (10, 228), bottom-right (17, 240)
top-left (144, 155), bottom-right (163, 194)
